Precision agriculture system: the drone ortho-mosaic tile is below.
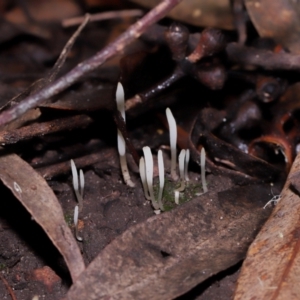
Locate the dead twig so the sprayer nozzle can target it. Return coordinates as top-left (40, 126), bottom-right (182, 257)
top-left (37, 148), bottom-right (115, 179)
top-left (0, 273), bottom-right (17, 300)
top-left (227, 42), bottom-right (300, 71)
top-left (62, 9), bottom-right (143, 27)
top-left (48, 14), bottom-right (90, 84)
top-left (0, 115), bottom-right (92, 145)
top-left (0, 0), bottom-right (183, 128)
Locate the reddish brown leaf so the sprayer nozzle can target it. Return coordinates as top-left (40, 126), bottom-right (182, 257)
top-left (31, 266), bottom-right (61, 292)
top-left (234, 152), bottom-right (300, 299)
top-left (0, 152), bottom-right (85, 281)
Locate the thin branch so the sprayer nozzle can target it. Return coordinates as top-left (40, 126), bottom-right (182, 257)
top-left (0, 273), bottom-right (17, 300)
top-left (49, 14), bottom-right (90, 83)
top-left (227, 42), bottom-right (300, 71)
top-left (62, 9), bottom-right (143, 27)
top-left (0, 0), bottom-right (182, 128)
top-left (0, 115), bottom-right (92, 144)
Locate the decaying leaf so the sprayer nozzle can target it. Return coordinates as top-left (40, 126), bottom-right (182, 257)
top-left (65, 181), bottom-right (272, 300)
top-left (234, 152), bottom-right (300, 299)
top-left (245, 0), bottom-right (300, 54)
top-left (0, 151), bottom-right (85, 281)
top-left (189, 111), bottom-right (284, 184)
top-left (130, 0), bottom-right (234, 30)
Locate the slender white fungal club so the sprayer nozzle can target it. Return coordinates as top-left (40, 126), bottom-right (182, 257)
top-left (74, 205), bottom-right (83, 241)
top-left (177, 149), bottom-right (186, 192)
top-left (184, 149), bottom-right (190, 181)
top-left (143, 146), bottom-right (160, 210)
top-left (139, 157), bottom-right (151, 200)
top-left (157, 150), bottom-right (165, 211)
top-left (201, 147), bottom-right (208, 193)
top-left (79, 169), bottom-right (84, 198)
top-left (71, 159), bottom-right (78, 191)
top-left (166, 108), bottom-right (178, 180)
top-left (116, 82), bottom-right (135, 187)
top-left (178, 149), bottom-right (186, 180)
top-left (174, 190), bottom-right (180, 205)
top-left (71, 159), bottom-right (84, 211)
top-left (116, 82), bottom-right (125, 120)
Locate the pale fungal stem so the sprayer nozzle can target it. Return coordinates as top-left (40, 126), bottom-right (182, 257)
top-left (263, 195), bottom-right (281, 209)
top-left (174, 190), bottom-right (180, 205)
top-left (157, 150), bottom-right (165, 211)
top-left (116, 82), bottom-right (135, 187)
top-left (118, 132), bottom-right (135, 187)
top-left (201, 147), bottom-right (208, 193)
top-left (139, 157), bottom-right (151, 200)
top-left (79, 169), bottom-right (84, 198)
top-left (143, 146), bottom-right (160, 210)
top-left (184, 149), bottom-right (190, 181)
top-left (179, 149), bottom-right (186, 180)
top-left (71, 159), bottom-right (84, 212)
top-left (166, 108), bottom-right (178, 180)
top-left (74, 205), bottom-right (83, 241)
top-left (71, 159), bottom-right (78, 191)
top-left (177, 149), bottom-right (186, 192)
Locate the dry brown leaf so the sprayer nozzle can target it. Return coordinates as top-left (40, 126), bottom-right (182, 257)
top-left (65, 182), bottom-right (272, 300)
top-left (5, 0), bottom-right (81, 23)
top-left (0, 152), bottom-right (85, 281)
top-left (130, 0), bottom-right (234, 29)
top-left (234, 152), bottom-right (300, 299)
top-left (245, 0), bottom-right (300, 54)
top-left (4, 0), bottom-right (81, 39)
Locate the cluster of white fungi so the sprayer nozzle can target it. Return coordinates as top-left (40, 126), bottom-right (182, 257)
top-left (116, 83), bottom-right (208, 214)
top-left (70, 82), bottom-right (208, 240)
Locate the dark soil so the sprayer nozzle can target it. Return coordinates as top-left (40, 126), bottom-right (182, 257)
top-left (0, 114), bottom-right (244, 299)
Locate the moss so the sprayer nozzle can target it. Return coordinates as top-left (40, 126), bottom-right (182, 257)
top-left (64, 212), bottom-right (73, 226)
top-left (153, 178), bottom-right (203, 212)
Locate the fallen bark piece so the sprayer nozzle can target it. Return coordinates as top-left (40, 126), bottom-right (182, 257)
top-left (0, 115), bottom-right (92, 145)
top-left (0, 151), bottom-right (85, 281)
top-left (65, 182), bottom-right (272, 300)
top-left (234, 152), bottom-right (300, 300)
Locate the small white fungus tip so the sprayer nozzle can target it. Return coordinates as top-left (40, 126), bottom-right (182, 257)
top-left (174, 190), bottom-right (180, 205)
top-left (71, 159), bottom-right (79, 192)
top-left (116, 82), bottom-right (125, 120)
top-left (201, 147), bottom-right (208, 193)
top-left (117, 130), bottom-right (126, 156)
top-left (157, 149), bottom-right (165, 211)
top-left (166, 107), bottom-right (178, 180)
top-left (79, 169), bottom-right (85, 198)
top-left (178, 149), bottom-right (186, 181)
top-left (71, 159), bottom-right (84, 211)
top-left (142, 146), bottom-right (160, 210)
top-left (184, 149), bottom-right (190, 181)
top-left (139, 157), bottom-right (151, 200)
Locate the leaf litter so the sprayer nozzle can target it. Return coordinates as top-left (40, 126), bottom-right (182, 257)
top-left (0, 151), bottom-right (85, 282)
top-left (65, 182), bottom-right (272, 300)
top-left (1, 0), bottom-right (300, 299)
